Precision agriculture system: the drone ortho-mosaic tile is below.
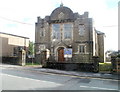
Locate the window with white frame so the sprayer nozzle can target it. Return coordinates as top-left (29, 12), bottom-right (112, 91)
top-left (79, 45), bottom-right (86, 53)
top-left (79, 25), bottom-right (85, 36)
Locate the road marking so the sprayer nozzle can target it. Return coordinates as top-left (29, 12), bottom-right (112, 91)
top-left (2, 73), bottom-right (62, 85)
top-left (2, 67), bottom-right (119, 82)
top-left (33, 70), bottom-right (119, 82)
top-left (80, 85), bottom-right (117, 90)
top-left (1, 67), bottom-right (7, 69)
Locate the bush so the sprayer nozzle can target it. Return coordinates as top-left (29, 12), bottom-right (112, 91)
top-left (117, 54), bottom-right (120, 58)
top-left (99, 63), bottom-right (112, 71)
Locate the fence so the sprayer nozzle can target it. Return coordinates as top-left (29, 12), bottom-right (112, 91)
top-left (111, 56), bottom-right (120, 74)
top-left (2, 56), bottom-right (19, 65)
top-left (45, 56), bottom-right (99, 72)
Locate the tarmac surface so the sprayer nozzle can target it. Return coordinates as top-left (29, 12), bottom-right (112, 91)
top-left (1, 63), bottom-right (120, 80)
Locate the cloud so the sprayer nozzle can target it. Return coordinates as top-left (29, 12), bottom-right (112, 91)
top-left (62, 0), bottom-right (118, 51)
top-left (0, 0), bottom-right (119, 51)
top-left (0, 0), bottom-right (58, 40)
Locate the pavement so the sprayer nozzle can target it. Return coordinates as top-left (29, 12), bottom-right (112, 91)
top-left (1, 64), bottom-right (120, 80)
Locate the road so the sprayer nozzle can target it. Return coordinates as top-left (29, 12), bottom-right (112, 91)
top-left (1, 65), bottom-right (119, 91)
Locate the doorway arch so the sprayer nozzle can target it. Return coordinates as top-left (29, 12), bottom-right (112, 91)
top-left (57, 47), bottom-right (64, 62)
top-left (55, 46), bottom-right (66, 62)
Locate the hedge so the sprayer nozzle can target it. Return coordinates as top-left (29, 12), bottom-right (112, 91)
top-left (99, 63), bottom-right (112, 71)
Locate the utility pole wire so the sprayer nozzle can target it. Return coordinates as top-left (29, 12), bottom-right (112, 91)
top-left (0, 16), bottom-right (34, 25)
top-left (0, 16), bottom-right (118, 27)
top-left (102, 25), bottom-right (118, 27)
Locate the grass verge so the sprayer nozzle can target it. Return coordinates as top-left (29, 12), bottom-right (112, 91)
top-left (25, 62), bottom-right (40, 66)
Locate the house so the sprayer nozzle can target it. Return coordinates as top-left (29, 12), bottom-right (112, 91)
top-left (105, 50), bottom-right (120, 62)
top-left (0, 32), bottom-right (29, 57)
top-left (35, 4), bottom-right (105, 64)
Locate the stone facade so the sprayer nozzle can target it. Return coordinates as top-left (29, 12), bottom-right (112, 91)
top-left (35, 5), bottom-right (104, 64)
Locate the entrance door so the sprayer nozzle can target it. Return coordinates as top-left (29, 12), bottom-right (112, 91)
top-left (58, 47), bottom-right (64, 62)
top-left (41, 51), bottom-right (47, 64)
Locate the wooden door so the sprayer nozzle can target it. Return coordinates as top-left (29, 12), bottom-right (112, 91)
top-left (58, 48), bottom-right (64, 62)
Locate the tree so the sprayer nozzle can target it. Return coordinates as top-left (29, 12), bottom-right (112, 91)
top-left (117, 53), bottom-right (120, 58)
top-left (28, 41), bottom-right (34, 56)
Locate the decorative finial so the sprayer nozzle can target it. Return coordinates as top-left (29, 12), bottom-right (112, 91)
top-left (60, 0), bottom-right (63, 7)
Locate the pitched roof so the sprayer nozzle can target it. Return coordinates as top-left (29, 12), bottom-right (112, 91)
top-left (0, 32), bottom-right (29, 39)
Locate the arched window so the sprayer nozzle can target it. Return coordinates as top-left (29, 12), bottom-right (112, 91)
top-left (52, 24), bottom-right (61, 40)
top-left (63, 23), bottom-right (73, 39)
top-left (51, 23), bottom-right (73, 40)
top-left (79, 25), bottom-right (85, 36)
top-left (40, 28), bottom-right (45, 37)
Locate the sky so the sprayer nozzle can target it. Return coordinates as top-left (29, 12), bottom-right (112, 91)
top-left (0, 0), bottom-right (119, 52)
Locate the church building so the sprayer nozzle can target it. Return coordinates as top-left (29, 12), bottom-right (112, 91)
top-left (35, 4), bottom-right (105, 65)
